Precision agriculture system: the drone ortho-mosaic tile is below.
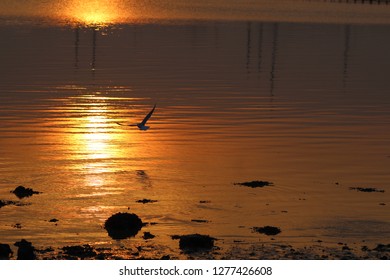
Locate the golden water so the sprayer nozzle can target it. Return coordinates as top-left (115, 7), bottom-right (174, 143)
top-left (0, 0), bottom-right (389, 258)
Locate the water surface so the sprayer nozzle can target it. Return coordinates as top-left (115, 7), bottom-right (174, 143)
top-left (0, 0), bottom-right (389, 259)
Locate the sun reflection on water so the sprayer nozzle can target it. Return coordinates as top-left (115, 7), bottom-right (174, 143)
top-left (70, 97), bottom-right (123, 168)
top-left (83, 115), bottom-right (111, 160)
top-left (64, 94), bottom-right (128, 199)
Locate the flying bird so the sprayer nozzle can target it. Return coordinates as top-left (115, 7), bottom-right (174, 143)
top-left (117, 104), bottom-right (156, 130)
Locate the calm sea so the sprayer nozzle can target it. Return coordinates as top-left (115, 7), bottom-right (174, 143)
top-left (0, 0), bottom-right (389, 259)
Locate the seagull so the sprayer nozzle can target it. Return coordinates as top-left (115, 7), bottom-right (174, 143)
top-left (117, 104), bottom-right (156, 130)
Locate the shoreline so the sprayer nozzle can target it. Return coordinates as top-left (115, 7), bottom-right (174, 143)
top-left (2, 238), bottom-right (389, 260)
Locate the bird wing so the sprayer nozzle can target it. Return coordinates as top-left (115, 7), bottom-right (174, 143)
top-left (140, 104), bottom-right (156, 126)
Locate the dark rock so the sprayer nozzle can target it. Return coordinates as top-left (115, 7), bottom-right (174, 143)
top-left (49, 218), bottom-right (59, 223)
top-left (0, 243), bottom-right (13, 260)
top-left (161, 255), bottom-right (170, 260)
top-left (172, 234), bottom-right (215, 252)
top-left (136, 199), bottom-right (158, 204)
top-left (104, 212), bottom-right (143, 239)
top-left (199, 200), bottom-right (211, 204)
top-left (62, 245), bottom-right (97, 259)
top-left (143, 232), bottom-right (155, 239)
top-left (11, 186), bottom-right (41, 199)
top-left (252, 226), bottom-right (281, 236)
top-left (14, 239), bottom-right (36, 260)
top-left (13, 223), bottom-right (22, 229)
top-left (373, 244), bottom-right (390, 252)
top-left (349, 187), bottom-right (385, 193)
top-left (234, 180), bottom-right (274, 188)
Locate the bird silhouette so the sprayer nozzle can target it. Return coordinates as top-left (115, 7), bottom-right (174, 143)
top-left (117, 104), bottom-right (156, 130)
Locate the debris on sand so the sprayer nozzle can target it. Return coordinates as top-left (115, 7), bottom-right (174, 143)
top-left (0, 243), bottom-right (13, 260)
top-left (14, 239), bottom-right (36, 260)
top-left (11, 186), bottom-right (41, 199)
top-left (349, 187), bottom-right (385, 193)
top-left (143, 232), bottom-right (155, 240)
top-left (234, 180), bottom-right (274, 188)
top-left (136, 199), bottom-right (158, 204)
top-left (172, 234), bottom-right (215, 252)
top-left (104, 212), bottom-right (143, 240)
top-left (62, 245), bottom-right (97, 259)
top-left (199, 200), bottom-right (211, 204)
top-left (252, 226), bottom-right (281, 236)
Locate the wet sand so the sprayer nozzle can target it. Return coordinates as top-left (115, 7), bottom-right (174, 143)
top-left (2, 238), bottom-right (389, 260)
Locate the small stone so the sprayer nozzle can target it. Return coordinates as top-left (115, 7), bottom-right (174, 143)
top-left (172, 234), bottom-right (215, 252)
top-left (252, 226), bottom-right (281, 236)
top-left (143, 232), bottom-right (155, 240)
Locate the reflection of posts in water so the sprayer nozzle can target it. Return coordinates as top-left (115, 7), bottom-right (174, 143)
top-left (91, 28), bottom-right (97, 73)
top-left (343, 25), bottom-right (351, 89)
top-left (74, 27), bottom-right (79, 69)
top-left (270, 23), bottom-right (279, 96)
top-left (246, 22), bottom-right (252, 73)
top-left (258, 23), bottom-right (263, 75)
